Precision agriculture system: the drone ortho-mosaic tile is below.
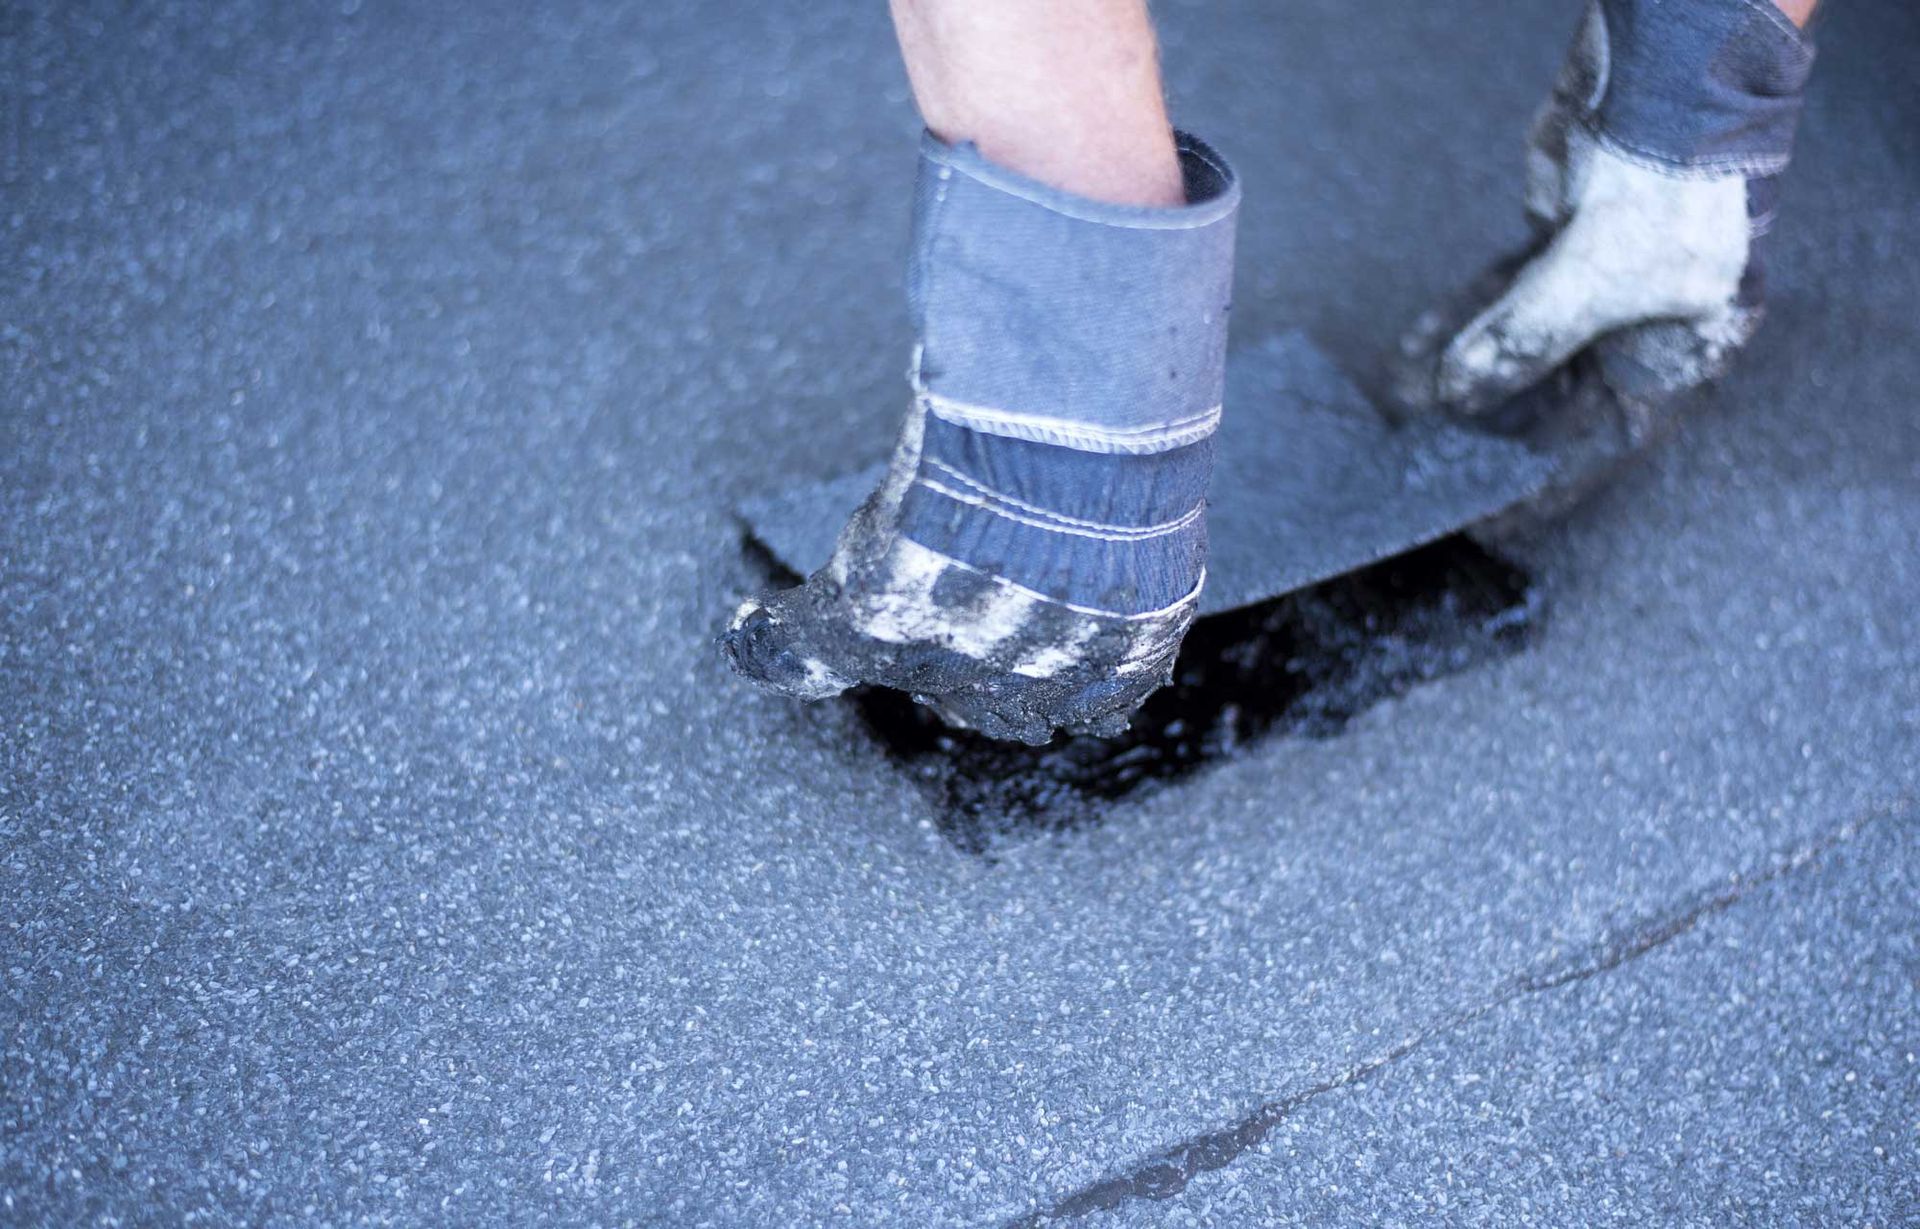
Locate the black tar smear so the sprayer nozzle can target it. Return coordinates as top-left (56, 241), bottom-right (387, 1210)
top-left (852, 536), bottom-right (1539, 852)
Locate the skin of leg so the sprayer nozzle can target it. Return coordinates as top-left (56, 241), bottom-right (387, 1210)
top-left (887, 0), bottom-right (1812, 205)
top-left (1774, 0), bottom-right (1817, 28)
top-left (887, 0), bottom-right (1185, 207)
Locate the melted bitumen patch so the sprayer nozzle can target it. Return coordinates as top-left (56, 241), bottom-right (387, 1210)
top-left (850, 536), bottom-right (1540, 853)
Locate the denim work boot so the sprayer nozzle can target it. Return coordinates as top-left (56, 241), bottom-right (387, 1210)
top-left (1399, 0), bottom-right (1815, 423)
top-left (725, 132), bottom-right (1239, 744)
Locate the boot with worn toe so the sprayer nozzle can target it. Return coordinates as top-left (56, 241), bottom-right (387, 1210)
top-left (1398, 0), bottom-right (1814, 425)
top-left (725, 132), bottom-right (1240, 744)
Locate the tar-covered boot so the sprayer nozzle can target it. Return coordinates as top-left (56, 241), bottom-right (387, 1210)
top-left (725, 132), bottom-right (1239, 744)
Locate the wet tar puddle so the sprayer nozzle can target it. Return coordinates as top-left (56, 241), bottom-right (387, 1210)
top-left (850, 536), bottom-right (1539, 853)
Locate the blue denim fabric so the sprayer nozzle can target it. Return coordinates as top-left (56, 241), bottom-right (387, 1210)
top-left (897, 133), bottom-right (1240, 615)
top-left (896, 466), bottom-right (1210, 613)
top-left (909, 133), bottom-right (1239, 438)
top-left (1597, 0), bottom-right (1815, 175)
top-left (913, 415), bottom-right (1214, 529)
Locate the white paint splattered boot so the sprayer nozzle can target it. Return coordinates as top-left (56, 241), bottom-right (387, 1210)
top-left (1399, 0), bottom-right (1815, 446)
top-left (725, 132), bottom-right (1239, 744)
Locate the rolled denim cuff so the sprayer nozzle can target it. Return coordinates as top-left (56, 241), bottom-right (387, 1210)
top-left (896, 131), bottom-right (1240, 616)
top-left (907, 130), bottom-right (1239, 443)
top-left (1597, 0), bottom-right (1815, 175)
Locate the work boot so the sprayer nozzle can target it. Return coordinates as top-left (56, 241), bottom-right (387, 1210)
top-left (725, 132), bottom-right (1239, 744)
top-left (1395, 0), bottom-right (1815, 510)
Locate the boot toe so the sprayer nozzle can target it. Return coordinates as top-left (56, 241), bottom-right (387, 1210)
top-left (721, 602), bottom-right (851, 701)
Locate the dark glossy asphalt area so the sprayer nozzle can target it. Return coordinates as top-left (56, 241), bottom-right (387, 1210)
top-left (4, 0), bottom-right (1916, 1224)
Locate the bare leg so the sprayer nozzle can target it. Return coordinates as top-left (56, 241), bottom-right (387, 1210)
top-left (888, 0), bottom-right (1184, 208)
top-left (1775, 0), bottom-right (1817, 27)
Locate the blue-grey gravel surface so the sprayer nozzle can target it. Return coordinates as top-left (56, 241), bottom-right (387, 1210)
top-left (4, 0), bottom-right (1916, 1225)
top-left (1092, 813), bottom-right (1918, 1228)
